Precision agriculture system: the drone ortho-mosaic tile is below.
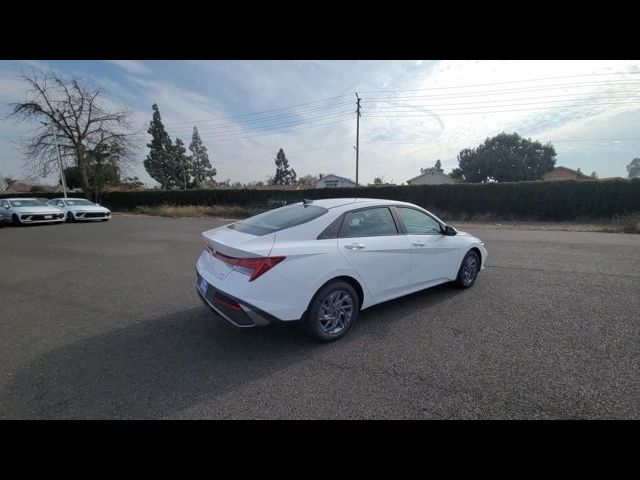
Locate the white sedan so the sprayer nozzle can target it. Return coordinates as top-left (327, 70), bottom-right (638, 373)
top-left (0, 198), bottom-right (66, 225)
top-left (195, 198), bottom-right (488, 341)
top-left (47, 198), bottom-right (111, 222)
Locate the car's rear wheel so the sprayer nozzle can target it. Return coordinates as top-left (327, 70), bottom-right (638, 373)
top-left (304, 280), bottom-right (359, 342)
top-left (455, 250), bottom-right (480, 288)
top-left (66, 212), bottom-right (75, 223)
top-left (12, 214), bottom-right (21, 226)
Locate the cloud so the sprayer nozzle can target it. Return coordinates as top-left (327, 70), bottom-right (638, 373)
top-left (106, 60), bottom-right (150, 76)
top-left (1, 60), bottom-right (640, 186)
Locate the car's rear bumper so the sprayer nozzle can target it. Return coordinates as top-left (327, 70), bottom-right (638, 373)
top-left (196, 251), bottom-right (313, 321)
top-left (196, 271), bottom-right (282, 328)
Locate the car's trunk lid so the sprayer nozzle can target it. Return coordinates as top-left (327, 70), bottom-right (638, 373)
top-left (201, 224), bottom-right (276, 281)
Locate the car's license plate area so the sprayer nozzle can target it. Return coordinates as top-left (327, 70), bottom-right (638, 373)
top-left (199, 275), bottom-right (208, 295)
top-left (45, 215), bottom-right (52, 219)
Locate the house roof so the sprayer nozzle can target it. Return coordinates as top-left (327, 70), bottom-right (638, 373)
top-left (4, 182), bottom-right (32, 193)
top-left (315, 174), bottom-right (358, 186)
top-left (547, 166), bottom-right (591, 179)
top-left (248, 184), bottom-right (300, 190)
top-left (406, 169), bottom-right (451, 184)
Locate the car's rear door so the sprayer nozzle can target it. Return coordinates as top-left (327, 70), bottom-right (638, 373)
top-left (393, 206), bottom-right (461, 286)
top-left (337, 206), bottom-right (412, 299)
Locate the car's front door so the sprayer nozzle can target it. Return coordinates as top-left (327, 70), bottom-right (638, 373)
top-left (0, 200), bottom-right (9, 221)
top-left (337, 206), bottom-right (412, 299)
top-left (393, 207), bottom-right (461, 286)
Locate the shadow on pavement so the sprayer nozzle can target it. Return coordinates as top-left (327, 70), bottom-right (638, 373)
top-left (0, 282), bottom-right (463, 419)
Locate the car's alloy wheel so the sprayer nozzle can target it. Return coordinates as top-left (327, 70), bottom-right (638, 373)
top-left (455, 251), bottom-right (480, 288)
top-left (304, 280), bottom-right (359, 342)
top-left (66, 212), bottom-right (75, 223)
top-left (318, 290), bottom-right (354, 335)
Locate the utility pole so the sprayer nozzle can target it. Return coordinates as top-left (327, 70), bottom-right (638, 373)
top-left (355, 93), bottom-right (361, 186)
top-left (42, 121), bottom-right (68, 198)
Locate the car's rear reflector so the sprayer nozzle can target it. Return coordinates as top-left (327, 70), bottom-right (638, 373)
top-left (210, 248), bottom-right (286, 281)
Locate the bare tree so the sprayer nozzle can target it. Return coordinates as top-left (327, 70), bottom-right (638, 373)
top-left (8, 70), bottom-right (138, 198)
top-left (1, 175), bottom-right (15, 193)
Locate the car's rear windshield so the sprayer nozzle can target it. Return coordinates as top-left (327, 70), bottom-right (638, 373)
top-left (10, 200), bottom-right (44, 207)
top-left (229, 203), bottom-right (328, 236)
top-left (65, 199), bottom-right (94, 206)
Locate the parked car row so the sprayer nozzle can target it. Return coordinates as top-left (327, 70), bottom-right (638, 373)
top-left (0, 197), bottom-right (111, 226)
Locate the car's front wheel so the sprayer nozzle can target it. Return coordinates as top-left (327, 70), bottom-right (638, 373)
top-left (66, 212), bottom-right (75, 223)
top-left (455, 250), bottom-right (480, 288)
top-left (12, 214), bottom-right (21, 226)
top-left (304, 280), bottom-right (360, 342)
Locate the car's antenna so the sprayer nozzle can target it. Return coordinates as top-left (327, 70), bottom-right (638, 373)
top-left (302, 198), bottom-right (313, 207)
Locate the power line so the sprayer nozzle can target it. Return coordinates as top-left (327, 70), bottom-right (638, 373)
top-left (362, 92), bottom-right (640, 110)
top-left (162, 93), bottom-right (353, 126)
top-left (168, 100), bottom-right (353, 133)
top-left (362, 97), bottom-right (640, 114)
top-left (288, 142), bottom-right (353, 154)
top-left (549, 138), bottom-right (640, 143)
top-left (201, 117), bottom-right (353, 142)
top-left (171, 109), bottom-right (355, 136)
top-left (362, 81), bottom-right (640, 102)
top-left (197, 111), bottom-right (354, 140)
top-left (362, 100), bottom-right (640, 118)
top-left (358, 71), bottom-right (640, 94)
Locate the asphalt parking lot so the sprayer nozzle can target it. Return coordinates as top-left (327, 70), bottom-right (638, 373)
top-left (0, 215), bottom-right (638, 419)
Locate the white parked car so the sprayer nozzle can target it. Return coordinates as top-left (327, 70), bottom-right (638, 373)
top-left (47, 198), bottom-right (111, 222)
top-left (195, 198), bottom-right (488, 341)
top-left (0, 198), bottom-right (66, 225)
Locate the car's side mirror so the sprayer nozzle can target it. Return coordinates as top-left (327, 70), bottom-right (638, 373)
top-left (443, 225), bottom-right (457, 236)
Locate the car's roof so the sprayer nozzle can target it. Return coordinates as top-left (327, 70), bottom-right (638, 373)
top-left (4, 197), bottom-right (42, 201)
top-left (53, 197), bottom-right (86, 200)
top-left (306, 197), bottom-right (415, 209)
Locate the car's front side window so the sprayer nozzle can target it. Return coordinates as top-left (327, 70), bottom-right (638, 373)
top-left (339, 207), bottom-right (398, 238)
top-left (395, 207), bottom-right (442, 235)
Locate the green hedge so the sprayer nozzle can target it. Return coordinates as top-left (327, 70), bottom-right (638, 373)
top-left (3, 179), bottom-right (639, 220)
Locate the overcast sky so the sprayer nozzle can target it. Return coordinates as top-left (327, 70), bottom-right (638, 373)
top-left (1, 60), bottom-right (639, 186)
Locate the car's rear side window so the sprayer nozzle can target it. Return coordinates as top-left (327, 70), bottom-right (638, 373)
top-left (229, 203), bottom-right (328, 236)
top-left (339, 207), bottom-right (398, 237)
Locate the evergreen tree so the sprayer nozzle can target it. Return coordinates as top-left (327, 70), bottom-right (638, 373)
top-left (627, 158), bottom-right (640, 178)
top-left (173, 138), bottom-right (190, 189)
top-left (144, 104), bottom-right (175, 189)
top-left (434, 159), bottom-right (444, 173)
top-left (189, 127), bottom-right (216, 186)
top-left (272, 148), bottom-right (297, 185)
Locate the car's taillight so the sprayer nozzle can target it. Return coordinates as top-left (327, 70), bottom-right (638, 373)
top-left (210, 248), bottom-right (286, 282)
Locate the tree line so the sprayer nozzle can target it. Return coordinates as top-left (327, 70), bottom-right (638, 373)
top-left (143, 104), bottom-right (216, 190)
top-left (7, 71), bottom-right (640, 198)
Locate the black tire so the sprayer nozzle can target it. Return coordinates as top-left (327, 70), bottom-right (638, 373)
top-left (454, 250), bottom-right (480, 288)
top-left (303, 280), bottom-right (360, 342)
top-left (12, 214), bottom-right (21, 226)
top-left (66, 212), bottom-right (75, 223)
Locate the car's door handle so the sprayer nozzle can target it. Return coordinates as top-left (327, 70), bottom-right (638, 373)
top-left (412, 241), bottom-right (426, 247)
top-left (344, 243), bottom-right (366, 250)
